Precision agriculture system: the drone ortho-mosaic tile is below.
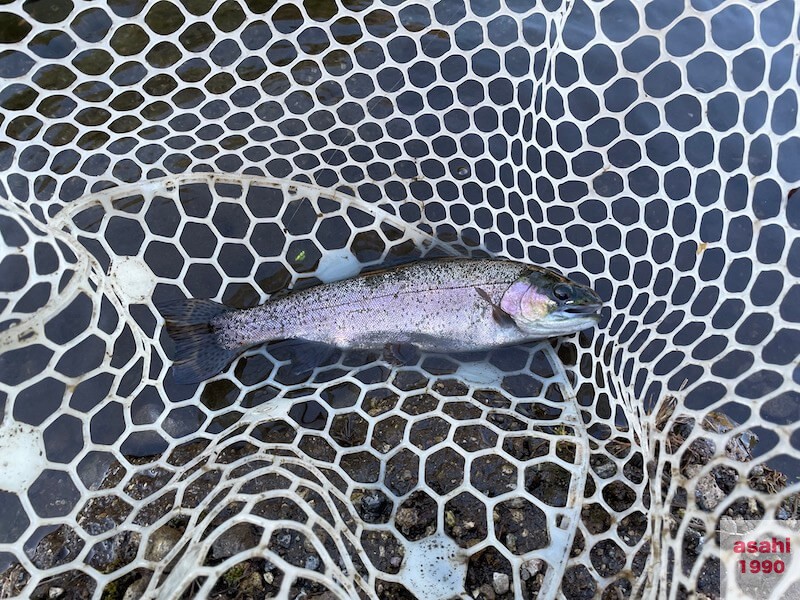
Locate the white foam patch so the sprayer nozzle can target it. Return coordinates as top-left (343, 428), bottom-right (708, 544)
top-left (0, 421), bottom-right (46, 493)
top-left (246, 396), bottom-right (294, 420)
top-left (454, 361), bottom-right (506, 386)
top-left (314, 249), bottom-right (363, 283)
top-left (400, 534), bottom-right (466, 599)
top-left (110, 256), bottom-right (155, 302)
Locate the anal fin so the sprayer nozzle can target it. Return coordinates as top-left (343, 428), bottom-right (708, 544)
top-left (268, 339), bottom-right (338, 376)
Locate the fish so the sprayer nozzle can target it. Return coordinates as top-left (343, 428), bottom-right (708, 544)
top-left (156, 257), bottom-right (603, 384)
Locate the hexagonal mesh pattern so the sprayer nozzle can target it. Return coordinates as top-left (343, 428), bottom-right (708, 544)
top-left (0, 0), bottom-right (797, 598)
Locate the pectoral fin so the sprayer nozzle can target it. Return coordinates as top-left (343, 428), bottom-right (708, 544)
top-left (475, 287), bottom-right (515, 327)
top-left (383, 342), bottom-right (420, 366)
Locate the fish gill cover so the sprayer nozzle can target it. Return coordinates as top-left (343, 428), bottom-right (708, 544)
top-left (0, 0), bottom-right (798, 599)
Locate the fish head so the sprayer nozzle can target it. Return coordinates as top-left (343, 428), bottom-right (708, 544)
top-left (500, 267), bottom-right (603, 337)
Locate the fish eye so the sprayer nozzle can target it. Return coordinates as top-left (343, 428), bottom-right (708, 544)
top-left (553, 283), bottom-right (572, 302)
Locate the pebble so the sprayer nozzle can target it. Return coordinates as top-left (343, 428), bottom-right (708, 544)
top-left (144, 525), bottom-right (182, 562)
top-left (521, 558), bottom-right (545, 581)
top-left (123, 579), bottom-right (148, 600)
top-left (492, 572), bottom-right (510, 595)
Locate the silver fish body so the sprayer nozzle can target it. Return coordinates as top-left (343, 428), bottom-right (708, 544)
top-left (158, 258), bottom-right (602, 383)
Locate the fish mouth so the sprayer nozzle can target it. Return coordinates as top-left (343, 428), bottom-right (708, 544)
top-left (559, 303), bottom-right (603, 316)
top-left (515, 311), bottom-right (601, 337)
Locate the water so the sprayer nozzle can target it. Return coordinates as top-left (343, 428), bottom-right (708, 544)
top-left (0, 0), bottom-right (798, 597)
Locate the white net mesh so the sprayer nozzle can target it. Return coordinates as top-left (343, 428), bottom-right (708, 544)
top-left (0, 0), bottom-right (798, 598)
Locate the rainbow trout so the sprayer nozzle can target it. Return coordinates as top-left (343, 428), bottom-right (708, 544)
top-left (157, 258), bottom-right (602, 383)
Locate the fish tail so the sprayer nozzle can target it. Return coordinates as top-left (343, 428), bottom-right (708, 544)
top-left (156, 299), bottom-right (243, 384)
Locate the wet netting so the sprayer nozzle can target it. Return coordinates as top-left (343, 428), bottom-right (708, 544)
top-left (0, 0), bottom-right (798, 598)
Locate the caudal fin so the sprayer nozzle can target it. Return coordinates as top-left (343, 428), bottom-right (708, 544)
top-left (156, 299), bottom-right (243, 384)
